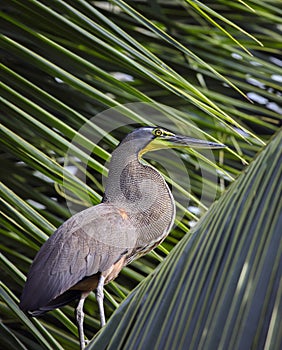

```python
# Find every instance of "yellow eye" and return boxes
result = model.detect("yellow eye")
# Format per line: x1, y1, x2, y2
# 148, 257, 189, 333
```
153, 128, 163, 137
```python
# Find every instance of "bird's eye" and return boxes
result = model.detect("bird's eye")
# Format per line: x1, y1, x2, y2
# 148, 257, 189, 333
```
153, 128, 163, 137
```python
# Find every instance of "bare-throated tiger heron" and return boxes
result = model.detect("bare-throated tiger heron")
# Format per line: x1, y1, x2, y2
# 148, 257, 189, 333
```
20, 126, 224, 349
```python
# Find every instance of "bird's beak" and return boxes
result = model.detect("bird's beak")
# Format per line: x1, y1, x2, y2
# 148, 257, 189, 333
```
139, 134, 225, 157
165, 135, 225, 149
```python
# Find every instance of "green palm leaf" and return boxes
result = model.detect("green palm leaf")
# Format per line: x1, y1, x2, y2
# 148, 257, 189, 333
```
88, 129, 282, 350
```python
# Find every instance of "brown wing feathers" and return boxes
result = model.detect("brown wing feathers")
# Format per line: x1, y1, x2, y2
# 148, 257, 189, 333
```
19, 204, 132, 315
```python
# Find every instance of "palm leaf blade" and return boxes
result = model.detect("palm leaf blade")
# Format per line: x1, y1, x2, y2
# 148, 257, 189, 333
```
89, 130, 282, 350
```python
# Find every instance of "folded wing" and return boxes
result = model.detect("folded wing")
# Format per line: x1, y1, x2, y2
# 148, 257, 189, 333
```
19, 203, 136, 314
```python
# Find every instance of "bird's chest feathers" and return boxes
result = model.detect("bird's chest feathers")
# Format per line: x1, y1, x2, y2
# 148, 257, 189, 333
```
107, 162, 175, 246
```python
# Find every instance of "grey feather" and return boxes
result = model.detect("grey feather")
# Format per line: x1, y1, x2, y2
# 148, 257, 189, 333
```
19, 204, 136, 312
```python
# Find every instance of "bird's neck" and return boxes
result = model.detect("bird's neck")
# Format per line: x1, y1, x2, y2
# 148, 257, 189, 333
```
103, 146, 176, 252
103, 148, 172, 211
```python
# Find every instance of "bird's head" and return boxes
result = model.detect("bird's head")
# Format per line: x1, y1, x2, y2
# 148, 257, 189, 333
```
120, 126, 225, 157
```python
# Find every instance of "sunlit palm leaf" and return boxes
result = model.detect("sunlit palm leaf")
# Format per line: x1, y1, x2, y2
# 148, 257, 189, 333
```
89, 130, 282, 350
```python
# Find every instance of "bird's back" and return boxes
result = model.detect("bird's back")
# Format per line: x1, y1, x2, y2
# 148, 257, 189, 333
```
19, 204, 137, 314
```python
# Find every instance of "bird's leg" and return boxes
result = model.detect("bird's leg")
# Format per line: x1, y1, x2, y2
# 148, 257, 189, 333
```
96, 275, 106, 327
76, 293, 87, 350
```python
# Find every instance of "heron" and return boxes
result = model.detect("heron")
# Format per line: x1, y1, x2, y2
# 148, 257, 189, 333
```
19, 126, 224, 349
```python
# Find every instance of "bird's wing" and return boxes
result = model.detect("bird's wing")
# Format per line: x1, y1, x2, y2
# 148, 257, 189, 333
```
20, 203, 136, 313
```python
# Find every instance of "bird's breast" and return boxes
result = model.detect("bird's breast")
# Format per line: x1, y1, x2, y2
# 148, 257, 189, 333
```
105, 159, 176, 260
